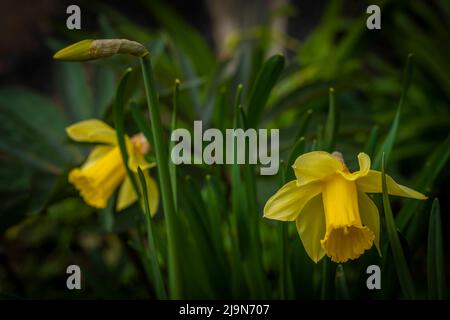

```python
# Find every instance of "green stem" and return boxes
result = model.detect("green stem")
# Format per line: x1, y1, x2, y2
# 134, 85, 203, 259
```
323, 87, 337, 152
137, 167, 167, 299
427, 198, 446, 300
169, 80, 180, 210
140, 55, 181, 299
278, 223, 288, 299
381, 153, 416, 299
335, 265, 349, 300
113, 68, 140, 195
320, 258, 329, 299
130, 102, 154, 149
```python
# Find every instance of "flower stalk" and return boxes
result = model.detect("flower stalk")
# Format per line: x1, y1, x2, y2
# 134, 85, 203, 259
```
381, 153, 416, 299
140, 55, 182, 299
138, 167, 167, 299
113, 68, 140, 195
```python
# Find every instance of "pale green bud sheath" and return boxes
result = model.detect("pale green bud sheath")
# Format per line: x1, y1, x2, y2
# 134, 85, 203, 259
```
53, 39, 149, 61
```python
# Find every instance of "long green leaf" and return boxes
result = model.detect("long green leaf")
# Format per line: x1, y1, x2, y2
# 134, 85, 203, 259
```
172, 47, 202, 117
169, 80, 180, 210
93, 67, 115, 117
130, 103, 154, 149
398, 134, 450, 230
137, 167, 167, 299
140, 55, 181, 298
181, 175, 227, 298
381, 153, 416, 299
335, 265, 350, 300
294, 109, 313, 141
140, 0, 215, 75
240, 105, 267, 298
230, 85, 266, 298
113, 68, 139, 194
320, 257, 335, 299
100, 198, 114, 232
374, 54, 414, 169
323, 87, 337, 152
427, 198, 446, 299
247, 54, 285, 128
363, 125, 379, 159
0, 88, 76, 173
231, 85, 250, 265
55, 62, 93, 121
285, 137, 306, 182
204, 175, 228, 270
278, 222, 288, 299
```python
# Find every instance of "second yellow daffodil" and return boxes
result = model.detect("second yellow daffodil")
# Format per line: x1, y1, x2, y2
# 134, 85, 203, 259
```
67, 119, 159, 215
264, 151, 426, 263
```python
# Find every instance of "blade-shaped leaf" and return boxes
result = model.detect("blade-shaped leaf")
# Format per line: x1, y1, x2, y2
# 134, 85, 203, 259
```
374, 54, 414, 169
169, 80, 180, 210
113, 68, 139, 194
323, 88, 338, 152
381, 153, 416, 299
137, 167, 167, 299
55, 62, 93, 121
335, 264, 350, 300
363, 125, 379, 159
247, 54, 285, 128
398, 134, 450, 230
427, 198, 446, 300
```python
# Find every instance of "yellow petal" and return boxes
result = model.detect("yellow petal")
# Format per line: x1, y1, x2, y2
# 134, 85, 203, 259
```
358, 192, 381, 254
116, 171, 159, 215
141, 171, 159, 216
292, 151, 344, 186
128, 147, 156, 173
356, 170, 427, 199
82, 145, 114, 169
295, 194, 326, 263
66, 119, 117, 145
116, 176, 138, 211
264, 181, 322, 221
338, 152, 371, 181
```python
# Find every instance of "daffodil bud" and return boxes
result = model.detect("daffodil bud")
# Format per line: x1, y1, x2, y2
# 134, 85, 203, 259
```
53, 39, 149, 61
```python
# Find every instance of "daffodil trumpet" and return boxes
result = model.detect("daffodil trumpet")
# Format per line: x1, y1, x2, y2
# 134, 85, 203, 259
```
264, 151, 426, 263
67, 119, 159, 215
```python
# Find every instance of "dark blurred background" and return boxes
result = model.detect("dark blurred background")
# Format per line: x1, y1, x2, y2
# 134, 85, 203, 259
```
0, 0, 334, 90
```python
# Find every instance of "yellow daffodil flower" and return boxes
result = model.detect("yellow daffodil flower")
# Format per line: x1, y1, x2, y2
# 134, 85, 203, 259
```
264, 151, 426, 263
67, 119, 159, 215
